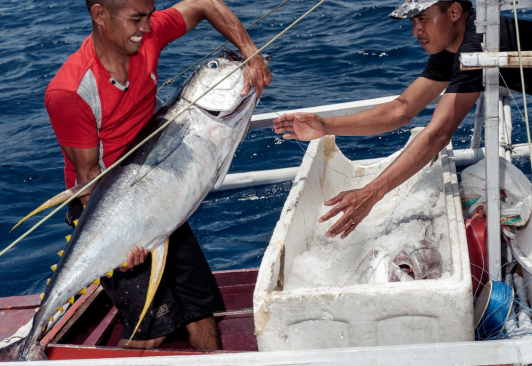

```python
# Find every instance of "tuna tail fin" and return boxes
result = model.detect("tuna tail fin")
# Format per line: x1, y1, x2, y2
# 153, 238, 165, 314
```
10, 179, 95, 232
0, 338, 25, 362
127, 238, 169, 344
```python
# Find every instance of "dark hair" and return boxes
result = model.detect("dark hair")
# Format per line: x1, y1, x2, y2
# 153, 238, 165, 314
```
86, 0, 129, 16
436, 1, 473, 16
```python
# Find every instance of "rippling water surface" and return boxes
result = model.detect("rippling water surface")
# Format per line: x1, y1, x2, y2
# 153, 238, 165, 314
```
1, 0, 531, 296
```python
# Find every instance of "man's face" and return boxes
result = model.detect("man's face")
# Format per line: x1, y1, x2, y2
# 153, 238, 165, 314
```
410, 5, 457, 54
103, 0, 155, 56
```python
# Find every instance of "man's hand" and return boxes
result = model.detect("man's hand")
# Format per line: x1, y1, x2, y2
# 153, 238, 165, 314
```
273, 113, 327, 141
173, 0, 271, 98
241, 56, 271, 98
117, 246, 149, 272
319, 187, 380, 239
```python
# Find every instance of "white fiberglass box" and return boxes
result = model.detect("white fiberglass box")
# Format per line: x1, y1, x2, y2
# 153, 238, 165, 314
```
254, 131, 474, 351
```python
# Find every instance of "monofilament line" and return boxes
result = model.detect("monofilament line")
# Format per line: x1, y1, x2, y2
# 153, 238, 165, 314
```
158, 0, 292, 92
0, 0, 328, 257
512, 0, 532, 173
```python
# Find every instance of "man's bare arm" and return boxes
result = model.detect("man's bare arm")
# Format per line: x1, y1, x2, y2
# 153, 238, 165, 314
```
61, 146, 100, 206
321, 91, 480, 238
273, 77, 448, 139
172, 0, 271, 97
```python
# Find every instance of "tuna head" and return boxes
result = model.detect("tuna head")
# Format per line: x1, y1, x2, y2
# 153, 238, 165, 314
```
182, 49, 271, 118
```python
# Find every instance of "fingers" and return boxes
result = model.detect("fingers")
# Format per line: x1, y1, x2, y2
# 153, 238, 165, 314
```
118, 246, 149, 272
241, 71, 251, 97
324, 192, 346, 207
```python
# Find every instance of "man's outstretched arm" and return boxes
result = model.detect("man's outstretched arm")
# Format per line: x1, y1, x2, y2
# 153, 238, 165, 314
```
172, 0, 271, 97
321, 91, 480, 239
273, 77, 448, 140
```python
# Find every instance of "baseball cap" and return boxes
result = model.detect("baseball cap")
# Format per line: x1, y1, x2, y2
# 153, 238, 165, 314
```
389, 0, 456, 20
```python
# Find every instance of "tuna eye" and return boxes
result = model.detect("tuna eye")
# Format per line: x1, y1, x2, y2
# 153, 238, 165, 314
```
208, 61, 218, 69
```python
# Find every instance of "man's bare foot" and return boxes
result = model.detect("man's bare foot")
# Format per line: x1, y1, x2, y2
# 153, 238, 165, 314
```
117, 335, 166, 349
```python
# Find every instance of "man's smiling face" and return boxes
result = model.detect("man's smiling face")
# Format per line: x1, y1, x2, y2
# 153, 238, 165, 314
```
103, 0, 156, 56
410, 5, 457, 54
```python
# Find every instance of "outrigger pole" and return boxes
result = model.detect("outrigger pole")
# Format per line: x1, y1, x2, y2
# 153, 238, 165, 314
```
463, 0, 532, 277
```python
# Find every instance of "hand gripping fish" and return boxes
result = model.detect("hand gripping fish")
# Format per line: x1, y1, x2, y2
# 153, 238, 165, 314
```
1, 49, 271, 361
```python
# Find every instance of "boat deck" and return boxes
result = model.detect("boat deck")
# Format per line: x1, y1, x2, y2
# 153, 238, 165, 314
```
0, 269, 257, 360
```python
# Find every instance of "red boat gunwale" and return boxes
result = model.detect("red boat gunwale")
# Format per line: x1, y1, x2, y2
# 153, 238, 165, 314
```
0, 268, 258, 360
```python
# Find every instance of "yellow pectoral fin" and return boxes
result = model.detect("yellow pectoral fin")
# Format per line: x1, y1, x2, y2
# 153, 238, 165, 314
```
10, 180, 95, 232
127, 239, 169, 344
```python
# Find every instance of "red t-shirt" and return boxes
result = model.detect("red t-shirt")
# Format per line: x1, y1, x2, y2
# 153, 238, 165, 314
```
45, 8, 187, 188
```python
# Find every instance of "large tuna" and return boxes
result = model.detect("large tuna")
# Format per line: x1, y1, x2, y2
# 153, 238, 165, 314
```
1, 49, 271, 361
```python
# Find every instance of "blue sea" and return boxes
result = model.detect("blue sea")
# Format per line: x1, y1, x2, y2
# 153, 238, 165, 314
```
1, 0, 531, 297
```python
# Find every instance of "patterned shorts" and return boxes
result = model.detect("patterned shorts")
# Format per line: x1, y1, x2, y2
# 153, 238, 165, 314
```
67, 199, 224, 341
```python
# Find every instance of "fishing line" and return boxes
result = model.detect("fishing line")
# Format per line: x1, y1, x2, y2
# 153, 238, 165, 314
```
509, 0, 532, 173
1, 0, 328, 257
158, 0, 292, 92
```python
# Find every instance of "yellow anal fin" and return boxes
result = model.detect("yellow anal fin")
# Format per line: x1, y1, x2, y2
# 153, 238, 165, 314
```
78, 288, 87, 295
104, 270, 113, 278
127, 239, 169, 344
67, 297, 75, 305
120, 261, 128, 268
10, 180, 95, 232
92, 278, 100, 285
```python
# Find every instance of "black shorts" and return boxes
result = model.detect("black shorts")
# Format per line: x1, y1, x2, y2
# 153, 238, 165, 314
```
66, 199, 224, 341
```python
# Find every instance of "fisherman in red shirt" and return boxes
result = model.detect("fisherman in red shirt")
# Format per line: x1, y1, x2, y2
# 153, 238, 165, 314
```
45, 0, 270, 350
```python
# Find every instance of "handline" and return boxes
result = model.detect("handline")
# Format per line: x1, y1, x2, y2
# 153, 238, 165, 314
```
1, 0, 328, 257
158, 0, 292, 92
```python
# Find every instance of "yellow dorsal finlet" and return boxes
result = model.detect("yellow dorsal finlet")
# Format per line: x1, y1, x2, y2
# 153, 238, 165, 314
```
46, 278, 50, 285
57, 250, 64, 257
50, 264, 57, 272
40, 293, 44, 301
73, 220, 79, 227
65, 235, 71, 243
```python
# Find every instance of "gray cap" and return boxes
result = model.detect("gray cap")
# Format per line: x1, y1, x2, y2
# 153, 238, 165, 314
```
389, 0, 454, 20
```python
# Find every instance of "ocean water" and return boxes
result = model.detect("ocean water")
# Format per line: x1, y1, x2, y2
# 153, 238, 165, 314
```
0, 0, 531, 296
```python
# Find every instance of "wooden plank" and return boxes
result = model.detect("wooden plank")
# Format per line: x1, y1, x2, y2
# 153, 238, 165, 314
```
14, 338, 532, 366
0, 308, 35, 340
82, 307, 119, 346
45, 344, 233, 361
43, 284, 102, 346
213, 268, 258, 287
0, 294, 40, 310
461, 51, 532, 70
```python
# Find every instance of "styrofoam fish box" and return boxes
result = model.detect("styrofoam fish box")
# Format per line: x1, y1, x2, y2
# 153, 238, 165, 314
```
254, 129, 474, 351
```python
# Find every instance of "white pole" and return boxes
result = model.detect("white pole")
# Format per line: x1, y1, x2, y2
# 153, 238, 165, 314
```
503, 97, 513, 162
482, 0, 501, 278
498, 97, 507, 159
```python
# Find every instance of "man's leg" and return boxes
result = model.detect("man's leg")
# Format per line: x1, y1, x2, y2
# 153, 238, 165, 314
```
186, 317, 221, 350
164, 222, 225, 350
